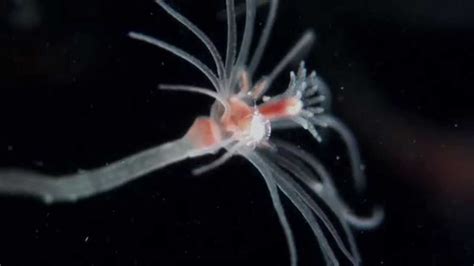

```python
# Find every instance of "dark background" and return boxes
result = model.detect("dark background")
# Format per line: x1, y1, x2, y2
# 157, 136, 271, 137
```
0, 0, 473, 265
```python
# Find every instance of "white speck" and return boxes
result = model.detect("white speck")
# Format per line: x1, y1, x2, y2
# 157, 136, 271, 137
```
454, 123, 458, 128
340, 86, 344, 90
84, 236, 89, 242
336, 155, 340, 160
7, 145, 13, 151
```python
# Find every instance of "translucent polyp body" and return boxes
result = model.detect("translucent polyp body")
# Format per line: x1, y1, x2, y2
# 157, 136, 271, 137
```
0, 1, 382, 265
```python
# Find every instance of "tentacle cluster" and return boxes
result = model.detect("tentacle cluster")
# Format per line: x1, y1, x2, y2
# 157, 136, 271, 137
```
266, 61, 331, 143
128, 1, 381, 265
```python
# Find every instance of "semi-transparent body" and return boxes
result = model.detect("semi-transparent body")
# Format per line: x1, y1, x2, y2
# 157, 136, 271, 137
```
0, 0, 382, 265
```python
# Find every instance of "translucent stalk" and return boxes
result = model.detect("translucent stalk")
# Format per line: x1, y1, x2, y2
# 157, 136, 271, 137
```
0, 136, 210, 204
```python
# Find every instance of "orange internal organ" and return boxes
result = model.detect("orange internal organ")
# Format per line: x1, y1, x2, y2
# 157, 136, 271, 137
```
185, 117, 222, 149
258, 97, 303, 121
220, 97, 254, 135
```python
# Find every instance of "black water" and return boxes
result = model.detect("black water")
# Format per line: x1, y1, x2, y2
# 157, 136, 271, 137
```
0, 0, 473, 265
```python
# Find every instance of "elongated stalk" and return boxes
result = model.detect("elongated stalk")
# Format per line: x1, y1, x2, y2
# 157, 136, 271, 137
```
0, 134, 211, 203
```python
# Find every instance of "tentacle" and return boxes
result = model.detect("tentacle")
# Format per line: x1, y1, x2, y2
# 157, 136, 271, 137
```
271, 141, 363, 262
128, 32, 221, 91
246, 152, 338, 266
248, 0, 279, 76
250, 151, 359, 265
252, 30, 316, 99
156, 0, 226, 83
247, 152, 298, 266
234, 0, 256, 69
229, 0, 257, 93
312, 114, 366, 191
158, 84, 230, 114
224, 0, 237, 78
